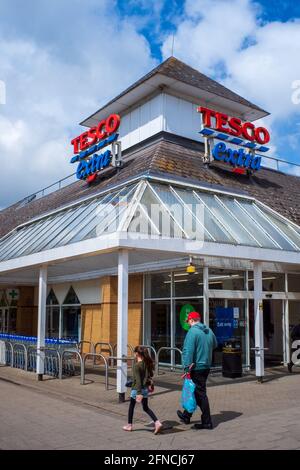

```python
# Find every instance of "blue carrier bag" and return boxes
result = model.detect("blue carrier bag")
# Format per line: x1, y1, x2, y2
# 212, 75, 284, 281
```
180, 377, 197, 414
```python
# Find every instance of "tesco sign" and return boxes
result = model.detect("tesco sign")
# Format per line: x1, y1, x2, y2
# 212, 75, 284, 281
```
198, 106, 271, 173
198, 106, 270, 145
71, 114, 120, 154
70, 114, 121, 182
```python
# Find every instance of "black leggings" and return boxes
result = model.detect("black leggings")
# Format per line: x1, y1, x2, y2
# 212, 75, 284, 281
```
128, 397, 158, 424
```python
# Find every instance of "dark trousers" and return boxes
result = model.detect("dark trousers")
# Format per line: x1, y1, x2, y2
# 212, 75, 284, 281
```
183, 369, 212, 425
128, 397, 158, 425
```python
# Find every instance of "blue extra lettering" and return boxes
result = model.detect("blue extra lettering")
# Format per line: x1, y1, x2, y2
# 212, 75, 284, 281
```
76, 150, 112, 180
212, 142, 226, 161
212, 142, 261, 172
251, 156, 261, 170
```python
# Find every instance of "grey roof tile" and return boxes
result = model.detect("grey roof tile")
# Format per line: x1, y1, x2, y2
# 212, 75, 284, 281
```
1, 134, 299, 238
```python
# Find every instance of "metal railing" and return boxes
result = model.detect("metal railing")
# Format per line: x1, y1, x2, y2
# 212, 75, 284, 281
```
10, 149, 300, 212
261, 154, 300, 175
15, 172, 77, 207
156, 347, 183, 375
82, 353, 109, 390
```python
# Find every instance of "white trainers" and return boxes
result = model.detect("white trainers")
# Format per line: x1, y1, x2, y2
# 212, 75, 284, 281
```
123, 424, 133, 432
154, 420, 163, 435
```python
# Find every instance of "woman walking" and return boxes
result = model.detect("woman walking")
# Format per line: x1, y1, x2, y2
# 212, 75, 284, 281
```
123, 346, 162, 434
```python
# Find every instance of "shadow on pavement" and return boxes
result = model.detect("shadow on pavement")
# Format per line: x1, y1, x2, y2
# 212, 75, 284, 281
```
210, 410, 243, 428
139, 412, 243, 434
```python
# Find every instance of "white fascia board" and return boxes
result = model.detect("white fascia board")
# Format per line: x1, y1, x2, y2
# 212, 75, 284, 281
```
0, 236, 120, 274
48, 257, 189, 283
0, 277, 37, 285
117, 235, 300, 265
1, 232, 300, 275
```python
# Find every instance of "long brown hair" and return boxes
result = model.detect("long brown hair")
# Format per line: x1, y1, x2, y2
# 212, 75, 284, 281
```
134, 346, 154, 375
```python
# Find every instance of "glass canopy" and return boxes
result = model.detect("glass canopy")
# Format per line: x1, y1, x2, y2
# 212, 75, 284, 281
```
1, 178, 300, 262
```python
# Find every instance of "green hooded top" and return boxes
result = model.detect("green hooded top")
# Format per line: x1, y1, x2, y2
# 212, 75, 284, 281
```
131, 360, 152, 393
182, 322, 218, 372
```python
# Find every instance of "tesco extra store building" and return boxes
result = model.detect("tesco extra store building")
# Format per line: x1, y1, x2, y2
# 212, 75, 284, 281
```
1, 57, 300, 395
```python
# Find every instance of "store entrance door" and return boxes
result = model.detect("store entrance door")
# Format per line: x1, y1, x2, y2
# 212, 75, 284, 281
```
209, 299, 247, 368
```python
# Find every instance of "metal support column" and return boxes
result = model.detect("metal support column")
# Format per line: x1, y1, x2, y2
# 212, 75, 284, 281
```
253, 262, 264, 382
170, 272, 175, 370
203, 266, 209, 326
58, 305, 63, 340
245, 271, 250, 369
37, 265, 47, 380
117, 250, 129, 402
284, 274, 290, 365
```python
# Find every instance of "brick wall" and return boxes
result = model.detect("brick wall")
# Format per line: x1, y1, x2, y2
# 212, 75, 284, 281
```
13, 274, 143, 348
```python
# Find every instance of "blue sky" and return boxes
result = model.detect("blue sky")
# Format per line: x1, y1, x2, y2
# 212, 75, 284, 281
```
1, 0, 300, 208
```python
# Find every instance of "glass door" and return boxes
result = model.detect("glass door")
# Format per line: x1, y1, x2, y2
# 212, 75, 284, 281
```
209, 299, 247, 368
148, 300, 171, 364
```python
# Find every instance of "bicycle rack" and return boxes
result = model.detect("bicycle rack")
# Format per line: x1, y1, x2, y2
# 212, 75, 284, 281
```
59, 349, 84, 383
77, 341, 95, 355
82, 353, 109, 390
94, 342, 114, 366
156, 347, 183, 375
112, 343, 134, 358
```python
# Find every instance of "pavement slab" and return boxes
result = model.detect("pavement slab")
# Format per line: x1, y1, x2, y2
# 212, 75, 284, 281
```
0, 365, 300, 449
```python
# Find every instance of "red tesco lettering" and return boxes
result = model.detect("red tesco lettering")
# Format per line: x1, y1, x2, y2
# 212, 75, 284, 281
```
197, 106, 270, 145
71, 114, 121, 154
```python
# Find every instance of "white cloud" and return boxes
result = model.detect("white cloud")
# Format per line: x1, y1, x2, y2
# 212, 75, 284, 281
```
162, 0, 300, 165
0, 0, 156, 208
163, 0, 258, 77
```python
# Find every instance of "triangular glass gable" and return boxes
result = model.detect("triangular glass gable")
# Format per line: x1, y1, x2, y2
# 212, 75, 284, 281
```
63, 286, 80, 305
126, 181, 300, 251
46, 288, 59, 305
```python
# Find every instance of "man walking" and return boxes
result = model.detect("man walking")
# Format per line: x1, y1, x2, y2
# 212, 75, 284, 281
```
177, 311, 217, 430
288, 322, 300, 373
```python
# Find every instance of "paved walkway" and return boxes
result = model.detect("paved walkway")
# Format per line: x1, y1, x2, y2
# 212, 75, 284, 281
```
0, 365, 300, 449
